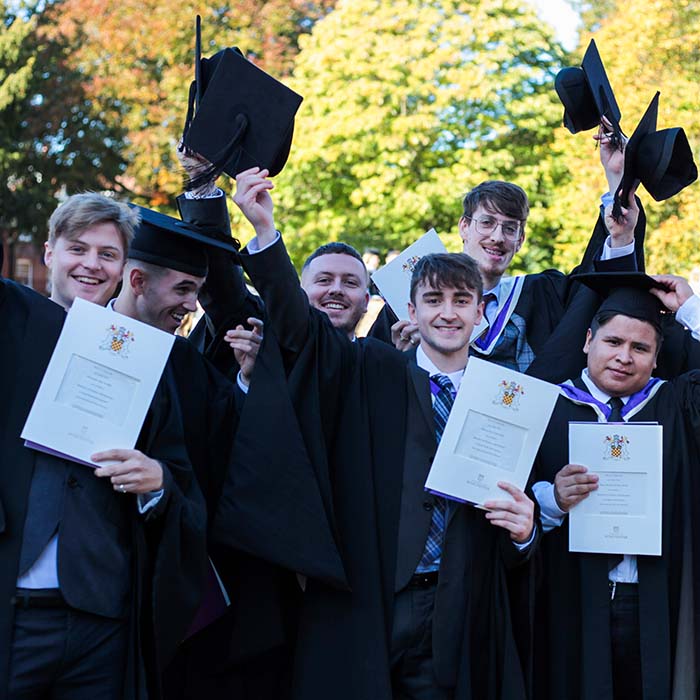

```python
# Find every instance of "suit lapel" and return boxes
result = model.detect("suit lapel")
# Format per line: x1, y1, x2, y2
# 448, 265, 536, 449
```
407, 359, 434, 439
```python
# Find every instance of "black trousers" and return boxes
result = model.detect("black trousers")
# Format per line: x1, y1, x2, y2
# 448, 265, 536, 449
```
8, 605, 128, 700
610, 584, 643, 700
390, 583, 453, 700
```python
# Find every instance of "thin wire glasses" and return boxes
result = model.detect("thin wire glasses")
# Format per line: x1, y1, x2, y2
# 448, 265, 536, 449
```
465, 215, 522, 241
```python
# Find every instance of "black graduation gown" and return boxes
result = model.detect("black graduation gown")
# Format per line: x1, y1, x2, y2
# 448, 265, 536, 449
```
368, 207, 645, 373
165, 195, 297, 700
214, 235, 538, 700
0, 278, 207, 700
161, 338, 302, 700
532, 376, 700, 700
525, 283, 700, 383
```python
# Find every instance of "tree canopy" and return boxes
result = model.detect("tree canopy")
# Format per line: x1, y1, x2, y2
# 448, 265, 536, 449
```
1, 0, 699, 283
0, 2, 126, 270
267, 0, 570, 270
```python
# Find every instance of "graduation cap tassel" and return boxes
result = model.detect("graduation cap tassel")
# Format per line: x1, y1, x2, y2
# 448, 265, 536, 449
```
180, 80, 198, 155
183, 113, 250, 192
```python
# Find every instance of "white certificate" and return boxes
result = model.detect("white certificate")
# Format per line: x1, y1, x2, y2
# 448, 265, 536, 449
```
21, 297, 175, 467
568, 422, 663, 556
425, 357, 559, 505
370, 229, 447, 320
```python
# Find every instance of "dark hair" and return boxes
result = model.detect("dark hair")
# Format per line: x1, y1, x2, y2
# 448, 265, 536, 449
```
461, 181, 529, 231
302, 242, 366, 271
410, 253, 483, 304
590, 310, 663, 355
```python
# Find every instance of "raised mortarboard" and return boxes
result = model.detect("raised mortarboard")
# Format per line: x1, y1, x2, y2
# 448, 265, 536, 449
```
555, 39, 623, 148
613, 91, 698, 220
128, 206, 240, 278
572, 271, 668, 332
180, 16, 303, 190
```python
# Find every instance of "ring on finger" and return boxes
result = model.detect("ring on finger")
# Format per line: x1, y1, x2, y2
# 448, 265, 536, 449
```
118, 484, 126, 493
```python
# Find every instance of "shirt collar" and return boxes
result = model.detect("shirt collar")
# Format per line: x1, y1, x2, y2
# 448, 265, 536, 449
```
580, 368, 630, 405
416, 344, 465, 392
484, 280, 502, 301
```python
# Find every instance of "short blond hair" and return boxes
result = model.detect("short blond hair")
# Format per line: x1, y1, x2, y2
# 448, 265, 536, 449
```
48, 193, 140, 253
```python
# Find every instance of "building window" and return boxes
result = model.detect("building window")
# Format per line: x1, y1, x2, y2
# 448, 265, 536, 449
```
15, 258, 33, 287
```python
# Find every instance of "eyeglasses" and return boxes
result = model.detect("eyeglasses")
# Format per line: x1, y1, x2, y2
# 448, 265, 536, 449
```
466, 215, 522, 241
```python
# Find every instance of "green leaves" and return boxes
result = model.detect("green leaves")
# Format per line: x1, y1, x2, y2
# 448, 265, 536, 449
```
269, 0, 568, 269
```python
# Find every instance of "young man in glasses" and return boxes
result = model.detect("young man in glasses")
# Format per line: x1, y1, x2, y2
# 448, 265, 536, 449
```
371, 135, 641, 377
455, 180, 635, 373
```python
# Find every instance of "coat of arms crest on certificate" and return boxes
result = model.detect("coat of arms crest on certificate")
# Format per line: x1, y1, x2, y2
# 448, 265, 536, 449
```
603, 434, 630, 460
493, 380, 524, 410
402, 255, 422, 276
100, 324, 135, 358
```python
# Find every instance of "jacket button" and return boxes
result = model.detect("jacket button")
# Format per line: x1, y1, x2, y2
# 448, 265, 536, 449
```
422, 501, 433, 511
67, 476, 79, 488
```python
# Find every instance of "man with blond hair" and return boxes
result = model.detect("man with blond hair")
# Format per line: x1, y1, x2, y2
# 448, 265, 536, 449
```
43, 192, 139, 310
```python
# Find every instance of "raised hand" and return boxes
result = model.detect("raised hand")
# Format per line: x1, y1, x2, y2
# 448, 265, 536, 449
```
232, 167, 276, 243
225, 317, 264, 386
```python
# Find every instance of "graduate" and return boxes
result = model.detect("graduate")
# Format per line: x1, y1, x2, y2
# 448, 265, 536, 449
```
531, 271, 700, 699
0, 238, 207, 700
214, 167, 540, 700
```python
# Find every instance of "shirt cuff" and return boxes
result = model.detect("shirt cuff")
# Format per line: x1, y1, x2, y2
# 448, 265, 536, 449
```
601, 191, 614, 208
513, 525, 536, 551
676, 294, 700, 341
532, 481, 566, 533
237, 369, 250, 394
246, 231, 281, 254
137, 489, 164, 513
601, 236, 635, 260
183, 187, 224, 200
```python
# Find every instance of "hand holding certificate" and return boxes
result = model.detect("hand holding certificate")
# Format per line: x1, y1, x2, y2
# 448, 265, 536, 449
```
425, 358, 559, 506
568, 422, 663, 556
21, 298, 175, 468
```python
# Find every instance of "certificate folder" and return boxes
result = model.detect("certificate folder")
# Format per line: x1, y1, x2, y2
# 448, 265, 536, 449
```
22, 298, 175, 467
370, 229, 447, 321
568, 422, 663, 556
425, 358, 559, 506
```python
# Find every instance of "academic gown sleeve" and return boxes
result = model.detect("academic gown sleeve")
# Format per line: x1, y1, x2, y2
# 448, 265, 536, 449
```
133, 375, 208, 676
176, 192, 265, 377
211, 235, 349, 588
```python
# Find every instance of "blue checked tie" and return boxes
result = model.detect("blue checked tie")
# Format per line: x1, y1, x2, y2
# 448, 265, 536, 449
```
417, 374, 455, 571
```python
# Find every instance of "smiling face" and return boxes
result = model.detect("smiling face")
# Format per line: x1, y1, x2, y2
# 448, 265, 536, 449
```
44, 222, 126, 309
135, 267, 205, 334
301, 253, 370, 337
584, 314, 659, 397
458, 204, 524, 290
408, 281, 483, 369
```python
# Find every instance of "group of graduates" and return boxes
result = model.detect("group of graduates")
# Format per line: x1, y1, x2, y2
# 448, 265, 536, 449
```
3, 30, 700, 700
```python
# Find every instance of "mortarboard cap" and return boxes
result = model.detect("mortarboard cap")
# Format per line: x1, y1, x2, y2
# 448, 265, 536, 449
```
128, 206, 240, 278
614, 91, 697, 219
555, 39, 622, 144
181, 17, 303, 190
571, 271, 667, 332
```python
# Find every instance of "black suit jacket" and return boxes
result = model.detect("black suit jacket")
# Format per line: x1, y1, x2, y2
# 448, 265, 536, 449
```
0, 279, 207, 700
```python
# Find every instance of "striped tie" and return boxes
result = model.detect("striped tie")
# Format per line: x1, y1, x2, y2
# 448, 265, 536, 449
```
417, 374, 455, 571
